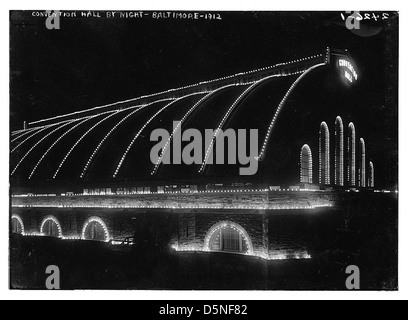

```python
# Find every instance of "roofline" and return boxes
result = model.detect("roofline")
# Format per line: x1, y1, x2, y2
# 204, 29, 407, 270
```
19, 48, 333, 130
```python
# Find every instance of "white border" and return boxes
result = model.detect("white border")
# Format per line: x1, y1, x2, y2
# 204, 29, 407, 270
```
1, 0, 404, 300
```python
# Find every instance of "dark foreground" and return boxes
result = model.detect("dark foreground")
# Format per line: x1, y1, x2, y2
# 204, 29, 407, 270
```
10, 234, 397, 291
10, 193, 398, 290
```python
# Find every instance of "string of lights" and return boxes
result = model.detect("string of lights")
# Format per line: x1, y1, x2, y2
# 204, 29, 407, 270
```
28, 114, 110, 180
199, 73, 287, 173
53, 111, 122, 179
81, 217, 110, 242
11, 119, 82, 176
151, 84, 240, 176
11, 215, 25, 235
300, 145, 313, 184
11, 126, 43, 144
12, 204, 333, 210
348, 123, 356, 186
40, 215, 63, 238
203, 221, 254, 255
360, 138, 366, 187
79, 100, 174, 179
319, 122, 330, 185
25, 54, 324, 128
369, 161, 375, 188
335, 116, 344, 186
113, 94, 206, 178
258, 63, 327, 161
12, 125, 61, 154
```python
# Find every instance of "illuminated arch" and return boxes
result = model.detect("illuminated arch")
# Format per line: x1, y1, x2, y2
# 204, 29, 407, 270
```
113, 94, 204, 178
369, 161, 375, 188
40, 215, 63, 238
319, 122, 330, 185
359, 138, 366, 187
348, 123, 356, 186
335, 116, 344, 186
11, 215, 25, 235
81, 217, 110, 242
203, 221, 254, 255
151, 85, 236, 176
300, 144, 313, 184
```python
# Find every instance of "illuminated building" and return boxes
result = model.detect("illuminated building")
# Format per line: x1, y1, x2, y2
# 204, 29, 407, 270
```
10, 48, 379, 260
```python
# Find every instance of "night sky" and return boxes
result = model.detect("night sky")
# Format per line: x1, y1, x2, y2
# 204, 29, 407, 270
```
9, 11, 398, 188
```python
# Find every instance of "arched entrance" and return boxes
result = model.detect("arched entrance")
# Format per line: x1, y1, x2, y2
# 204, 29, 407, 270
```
204, 221, 254, 255
40, 216, 62, 238
11, 215, 24, 235
82, 217, 110, 242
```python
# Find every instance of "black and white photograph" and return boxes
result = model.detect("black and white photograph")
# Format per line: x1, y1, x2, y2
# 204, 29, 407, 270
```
9, 9, 398, 292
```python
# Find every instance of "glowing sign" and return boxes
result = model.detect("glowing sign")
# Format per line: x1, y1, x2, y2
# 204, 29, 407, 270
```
338, 59, 358, 83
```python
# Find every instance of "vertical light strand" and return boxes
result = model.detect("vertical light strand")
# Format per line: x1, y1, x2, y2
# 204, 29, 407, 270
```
300, 145, 313, 184
369, 161, 375, 188
360, 138, 366, 187
335, 116, 344, 186
348, 123, 356, 186
319, 122, 330, 185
